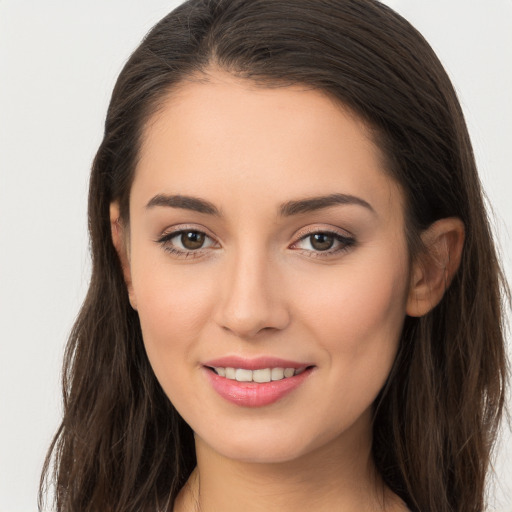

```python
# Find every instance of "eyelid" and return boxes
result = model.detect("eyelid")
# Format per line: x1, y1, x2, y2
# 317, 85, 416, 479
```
155, 223, 355, 259
157, 223, 218, 240
289, 225, 356, 257
155, 224, 220, 257
292, 224, 354, 240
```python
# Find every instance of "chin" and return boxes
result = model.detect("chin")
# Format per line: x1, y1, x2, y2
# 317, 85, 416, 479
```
195, 421, 340, 465
215, 440, 309, 464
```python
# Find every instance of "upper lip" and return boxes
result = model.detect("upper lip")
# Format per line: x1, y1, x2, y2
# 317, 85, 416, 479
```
203, 356, 314, 371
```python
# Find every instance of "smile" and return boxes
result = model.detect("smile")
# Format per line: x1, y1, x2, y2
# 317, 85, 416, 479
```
210, 366, 307, 383
203, 358, 315, 407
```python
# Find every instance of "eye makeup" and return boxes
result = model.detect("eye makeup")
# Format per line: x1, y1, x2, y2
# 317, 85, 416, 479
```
290, 229, 356, 258
289, 226, 356, 258
155, 226, 219, 259
155, 223, 356, 260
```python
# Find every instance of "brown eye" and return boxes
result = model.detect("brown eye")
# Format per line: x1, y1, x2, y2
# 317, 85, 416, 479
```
309, 233, 334, 251
291, 230, 356, 256
181, 231, 205, 250
157, 228, 217, 257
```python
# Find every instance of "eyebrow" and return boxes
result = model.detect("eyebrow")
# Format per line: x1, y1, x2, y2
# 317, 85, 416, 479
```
279, 193, 375, 216
146, 194, 221, 215
145, 192, 375, 217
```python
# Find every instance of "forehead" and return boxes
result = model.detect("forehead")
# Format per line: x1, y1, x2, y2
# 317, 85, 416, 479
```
133, 71, 404, 223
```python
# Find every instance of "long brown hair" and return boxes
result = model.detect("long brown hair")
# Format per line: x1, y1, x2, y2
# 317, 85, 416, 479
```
40, 1, 508, 511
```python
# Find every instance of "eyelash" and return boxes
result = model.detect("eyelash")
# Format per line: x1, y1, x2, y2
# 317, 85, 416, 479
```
290, 229, 356, 257
156, 227, 356, 259
156, 227, 218, 259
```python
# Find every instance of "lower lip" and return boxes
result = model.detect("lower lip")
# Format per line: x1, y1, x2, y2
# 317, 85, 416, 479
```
203, 367, 313, 407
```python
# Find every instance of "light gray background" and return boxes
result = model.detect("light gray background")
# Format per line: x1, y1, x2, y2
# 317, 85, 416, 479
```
0, 1, 511, 511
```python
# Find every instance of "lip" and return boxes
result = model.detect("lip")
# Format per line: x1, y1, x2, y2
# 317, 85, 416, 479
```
202, 356, 315, 408
203, 356, 313, 371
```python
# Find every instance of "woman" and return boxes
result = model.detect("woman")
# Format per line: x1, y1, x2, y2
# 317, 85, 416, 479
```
40, 1, 508, 511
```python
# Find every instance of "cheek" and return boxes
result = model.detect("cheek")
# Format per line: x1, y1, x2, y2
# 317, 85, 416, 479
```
287, 261, 409, 443
296, 252, 409, 385
129, 251, 216, 378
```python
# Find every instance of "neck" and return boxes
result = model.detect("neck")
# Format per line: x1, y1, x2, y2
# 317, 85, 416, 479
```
174, 412, 405, 512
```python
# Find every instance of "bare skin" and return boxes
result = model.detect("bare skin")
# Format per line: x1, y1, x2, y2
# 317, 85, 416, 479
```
111, 69, 463, 512
174, 412, 407, 512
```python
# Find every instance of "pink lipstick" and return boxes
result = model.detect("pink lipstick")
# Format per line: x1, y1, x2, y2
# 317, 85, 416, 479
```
202, 356, 315, 407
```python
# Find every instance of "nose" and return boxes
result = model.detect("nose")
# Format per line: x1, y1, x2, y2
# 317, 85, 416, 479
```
214, 250, 290, 339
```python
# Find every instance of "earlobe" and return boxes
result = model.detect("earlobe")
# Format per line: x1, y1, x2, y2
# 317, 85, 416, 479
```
109, 202, 137, 310
406, 217, 464, 317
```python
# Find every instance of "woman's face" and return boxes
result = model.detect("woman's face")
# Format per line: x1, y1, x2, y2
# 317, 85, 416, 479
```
119, 71, 411, 463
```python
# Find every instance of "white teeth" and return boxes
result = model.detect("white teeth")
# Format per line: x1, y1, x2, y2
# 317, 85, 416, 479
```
213, 366, 304, 382
235, 368, 253, 382
271, 367, 284, 381
253, 368, 271, 383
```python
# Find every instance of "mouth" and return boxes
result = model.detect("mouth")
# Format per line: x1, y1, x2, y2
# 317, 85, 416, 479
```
205, 366, 311, 383
202, 358, 316, 407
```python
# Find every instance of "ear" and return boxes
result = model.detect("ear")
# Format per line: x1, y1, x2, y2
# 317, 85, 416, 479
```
110, 202, 137, 310
406, 217, 464, 317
